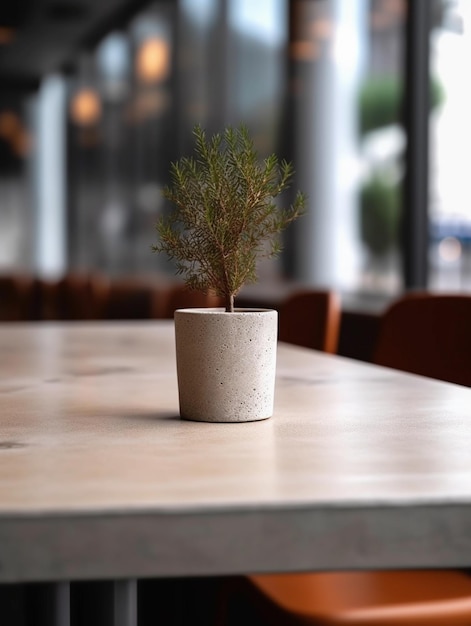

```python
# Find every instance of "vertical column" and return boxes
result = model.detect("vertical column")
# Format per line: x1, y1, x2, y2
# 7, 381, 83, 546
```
24, 582, 70, 626
32, 74, 68, 279
211, 0, 230, 131
70, 580, 137, 626
295, 0, 367, 288
402, 0, 431, 288
114, 580, 137, 626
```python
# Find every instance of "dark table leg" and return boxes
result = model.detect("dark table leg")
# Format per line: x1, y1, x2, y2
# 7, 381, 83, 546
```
70, 580, 137, 626
114, 580, 137, 626
138, 577, 235, 626
0, 583, 26, 624
1, 577, 241, 625
24, 582, 70, 626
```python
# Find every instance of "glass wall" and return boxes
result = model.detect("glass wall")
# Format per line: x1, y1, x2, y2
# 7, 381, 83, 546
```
3, 0, 469, 299
0, 96, 33, 272
429, 0, 471, 290
66, 3, 176, 276
65, 0, 289, 281
62, 0, 409, 292
287, 0, 406, 294
355, 0, 406, 293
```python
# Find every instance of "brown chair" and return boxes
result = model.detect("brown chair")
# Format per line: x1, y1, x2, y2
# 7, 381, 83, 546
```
55, 273, 110, 320
102, 278, 157, 320
373, 292, 471, 387
160, 283, 224, 319
279, 290, 341, 354
36, 278, 59, 320
0, 274, 35, 321
36, 274, 110, 320
246, 293, 471, 625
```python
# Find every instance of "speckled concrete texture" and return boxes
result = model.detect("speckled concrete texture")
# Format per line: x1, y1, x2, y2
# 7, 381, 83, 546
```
174, 308, 278, 422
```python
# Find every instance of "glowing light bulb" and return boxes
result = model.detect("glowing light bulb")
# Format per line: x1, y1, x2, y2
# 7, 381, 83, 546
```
136, 37, 170, 84
69, 88, 102, 126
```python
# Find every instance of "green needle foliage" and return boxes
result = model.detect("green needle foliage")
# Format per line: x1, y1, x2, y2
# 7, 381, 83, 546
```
152, 124, 305, 313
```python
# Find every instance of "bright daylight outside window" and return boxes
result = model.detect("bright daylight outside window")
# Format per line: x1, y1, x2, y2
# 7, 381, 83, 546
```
286, 0, 405, 294
355, 0, 406, 294
429, 0, 471, 291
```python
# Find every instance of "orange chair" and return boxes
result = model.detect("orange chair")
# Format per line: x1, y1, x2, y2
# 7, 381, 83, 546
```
279, 290, 341, 354
248, 570, 471, 625
246, 293, 471, 625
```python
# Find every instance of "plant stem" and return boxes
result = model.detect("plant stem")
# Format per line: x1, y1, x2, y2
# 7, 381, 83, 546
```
225, 293, 234, 313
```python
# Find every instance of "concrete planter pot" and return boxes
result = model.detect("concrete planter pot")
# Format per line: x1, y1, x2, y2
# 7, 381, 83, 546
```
174, 308, 278, 422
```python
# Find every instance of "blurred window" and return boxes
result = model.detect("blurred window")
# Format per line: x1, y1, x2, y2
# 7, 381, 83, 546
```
66, 0, 289, 280
0, 103, 33, 272
7, 0, 471, 300
289, 0, 406, 294
429, 0, 471, 291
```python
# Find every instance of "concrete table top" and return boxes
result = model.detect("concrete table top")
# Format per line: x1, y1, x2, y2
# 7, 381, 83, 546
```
0, 321, 471, 583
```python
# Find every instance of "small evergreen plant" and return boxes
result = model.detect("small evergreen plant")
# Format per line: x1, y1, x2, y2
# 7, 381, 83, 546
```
152, 124, 305, 312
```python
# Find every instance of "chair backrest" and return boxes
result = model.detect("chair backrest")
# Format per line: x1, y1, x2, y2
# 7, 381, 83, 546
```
279, 290, 341, 354
373, 292, 471, 386
0, 275, 35, 321
35, 274, 110, 320
160, 283, 224, 319
102, 278, 156, 320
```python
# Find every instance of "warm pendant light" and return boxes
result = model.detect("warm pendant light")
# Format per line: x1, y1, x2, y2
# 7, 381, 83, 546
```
135, 37, 170, 84
69, 88, 101, 126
